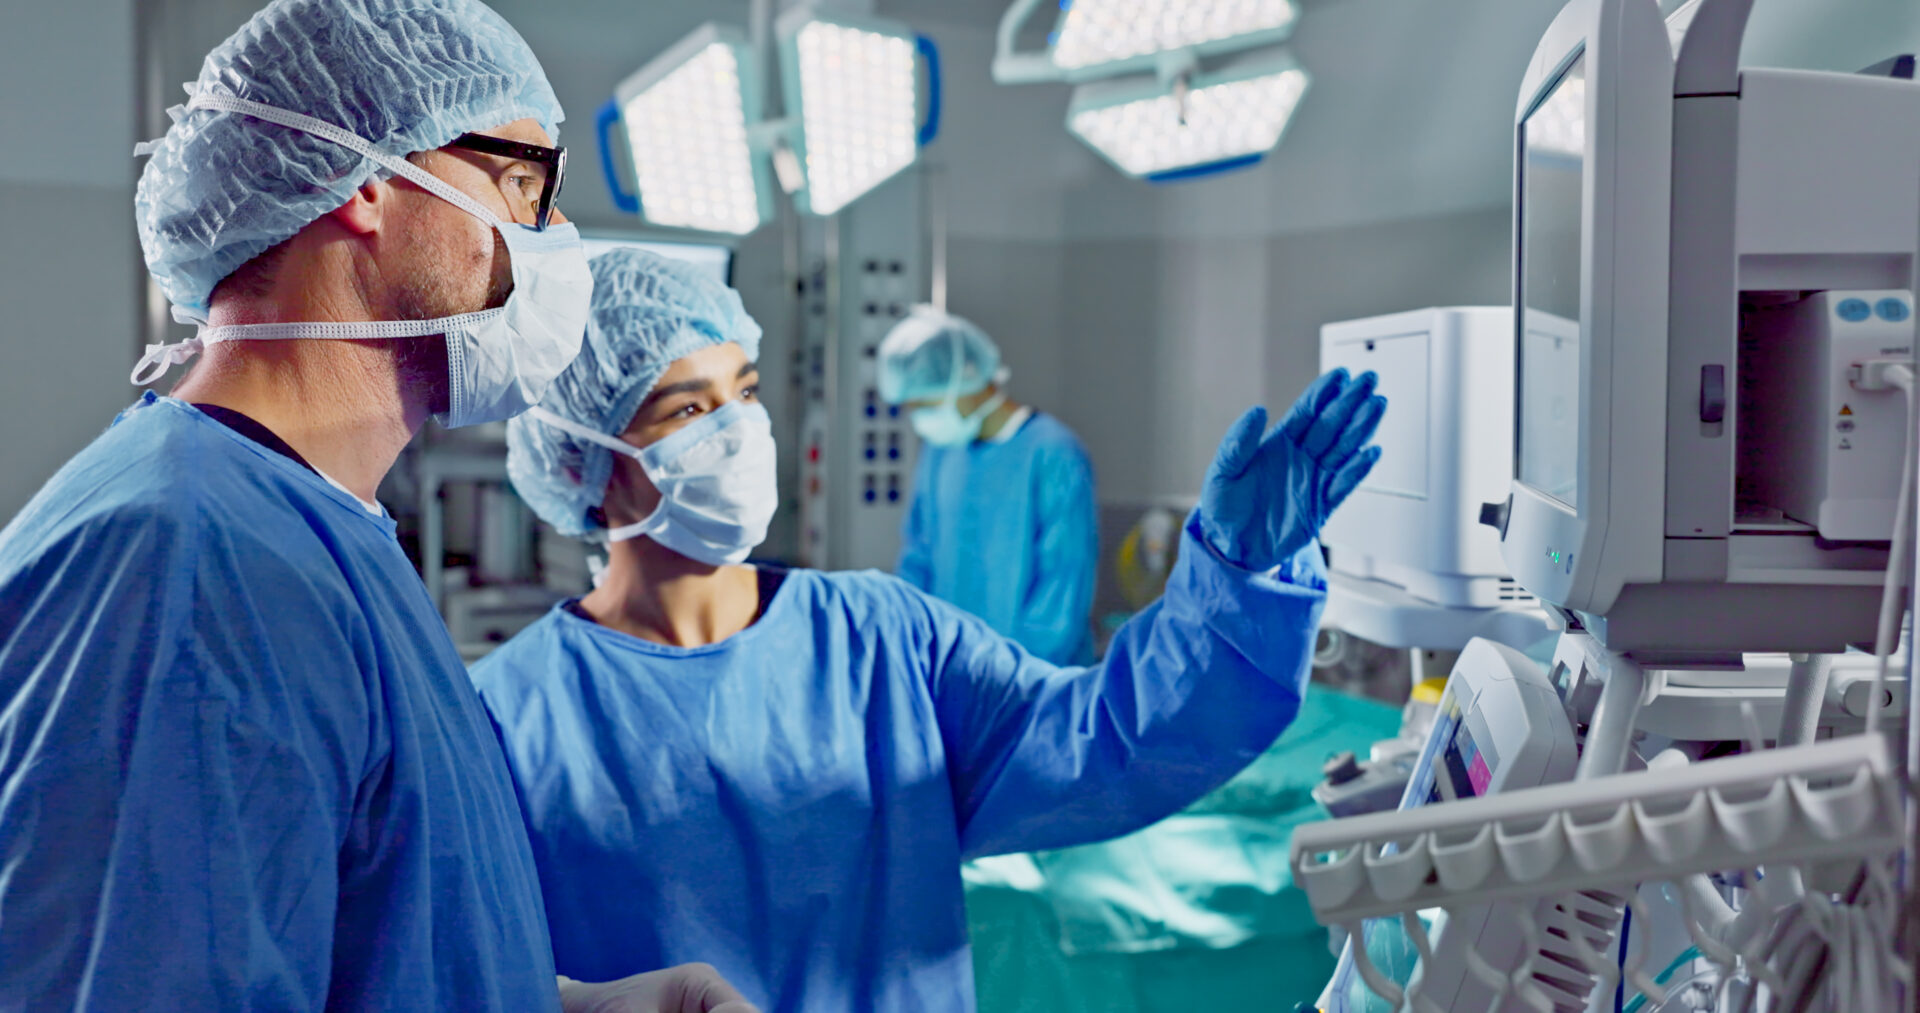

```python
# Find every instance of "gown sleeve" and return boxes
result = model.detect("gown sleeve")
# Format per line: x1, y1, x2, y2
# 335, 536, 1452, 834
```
920, 509, 1329, 860
1010, 436, 1098, 665
0, 506, 367, 1010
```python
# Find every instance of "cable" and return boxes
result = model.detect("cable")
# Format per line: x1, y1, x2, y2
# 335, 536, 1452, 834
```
1615, 905, 1630, 1013
1620, 945, 1701, 1013
1777, 653, 1834, 747
1864, 361, 1915, 737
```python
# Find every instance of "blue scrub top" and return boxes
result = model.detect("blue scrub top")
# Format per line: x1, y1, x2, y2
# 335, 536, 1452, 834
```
899, 411, 1098, 665
0, 394, 559, 1011
471, 515, 1327, 1013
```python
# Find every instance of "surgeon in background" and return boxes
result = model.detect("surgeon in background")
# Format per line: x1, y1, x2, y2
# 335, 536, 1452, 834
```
0, 1, 749, 1009
878, 308, 1099, 664
474, 248, 1387, 1013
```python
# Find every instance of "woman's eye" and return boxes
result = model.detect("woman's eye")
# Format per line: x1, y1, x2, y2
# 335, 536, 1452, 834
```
740, 385, 760, 401
669, 403, 701, 420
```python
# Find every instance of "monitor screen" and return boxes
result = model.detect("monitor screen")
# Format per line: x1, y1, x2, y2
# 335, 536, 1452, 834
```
580, 235, 734, 287
1516, 53, 1586, 508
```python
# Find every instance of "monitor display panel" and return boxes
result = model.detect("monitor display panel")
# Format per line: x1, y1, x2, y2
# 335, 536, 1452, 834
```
1516, 53, 1586, 509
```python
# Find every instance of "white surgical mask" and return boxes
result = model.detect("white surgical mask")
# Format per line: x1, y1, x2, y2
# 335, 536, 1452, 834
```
529, 400, 778, 567
131, 95, 591, 429
910, 395, 1004, 447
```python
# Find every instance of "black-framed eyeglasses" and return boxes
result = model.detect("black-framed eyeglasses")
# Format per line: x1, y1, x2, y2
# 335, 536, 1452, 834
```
447, 132, 567, 230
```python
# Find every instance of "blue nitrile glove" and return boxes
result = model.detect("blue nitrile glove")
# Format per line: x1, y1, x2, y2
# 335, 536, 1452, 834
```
1199, 368, 1387, 571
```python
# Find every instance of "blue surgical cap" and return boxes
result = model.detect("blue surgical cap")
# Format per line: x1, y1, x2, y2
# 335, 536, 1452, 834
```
134, 0, 563, 319
507, 248, 764, 537
875, 307, 1003, 405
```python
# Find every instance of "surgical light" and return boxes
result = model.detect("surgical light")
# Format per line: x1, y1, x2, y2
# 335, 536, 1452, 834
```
1065, 51, 1309, 180
777, 6, 931, 217
600, 24, 773, 235
1051, 0, 1301, 74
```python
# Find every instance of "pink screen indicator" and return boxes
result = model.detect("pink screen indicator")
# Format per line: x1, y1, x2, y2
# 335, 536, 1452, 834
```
1467, 752, 1493, 796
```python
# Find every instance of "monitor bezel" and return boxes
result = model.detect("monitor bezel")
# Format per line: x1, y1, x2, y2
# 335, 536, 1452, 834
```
1499, 0, 1674, 616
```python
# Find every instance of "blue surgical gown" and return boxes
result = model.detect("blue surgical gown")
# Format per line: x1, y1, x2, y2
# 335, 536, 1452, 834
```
0, 394, 559, 1011
470, 514, 1327, 1013
899, 411, 1097, 665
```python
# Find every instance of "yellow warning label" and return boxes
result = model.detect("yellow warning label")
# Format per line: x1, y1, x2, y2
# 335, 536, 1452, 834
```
1841, 404, 1855, 416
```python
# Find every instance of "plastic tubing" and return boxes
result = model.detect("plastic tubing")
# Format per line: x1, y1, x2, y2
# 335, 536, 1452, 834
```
1777, 654, 1834, 747
1576, 654, 1647, 780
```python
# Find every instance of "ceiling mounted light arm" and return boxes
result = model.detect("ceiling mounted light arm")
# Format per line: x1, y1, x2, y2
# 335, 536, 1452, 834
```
749, 119, 805, 195
1154, 47, 1200, 88
992, 0, 1059, 84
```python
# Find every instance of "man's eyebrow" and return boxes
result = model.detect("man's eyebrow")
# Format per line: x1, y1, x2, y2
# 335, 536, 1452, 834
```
738, 362, 759, 379
638, 377, 713, 412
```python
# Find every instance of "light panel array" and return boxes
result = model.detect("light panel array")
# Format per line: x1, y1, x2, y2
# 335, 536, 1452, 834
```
621, 37, 767, 235
1067, 63, 1309, 178
786, 17, 921, 216
1052, 0, 1299, 73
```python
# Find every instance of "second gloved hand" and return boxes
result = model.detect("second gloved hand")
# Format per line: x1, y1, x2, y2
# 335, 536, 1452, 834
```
1198, 368, 1387, 571
558, 965, 761, 1013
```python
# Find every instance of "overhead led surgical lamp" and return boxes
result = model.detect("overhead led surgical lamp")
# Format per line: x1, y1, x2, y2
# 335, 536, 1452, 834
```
598, 24, 774, 236
598, 8, 940, 235
993, 0, 1300, 83
1065, 48, 1309, 181
776, 6, 939, 216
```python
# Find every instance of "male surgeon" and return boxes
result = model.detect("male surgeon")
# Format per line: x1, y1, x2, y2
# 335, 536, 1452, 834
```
0, 1, 749, 1010
877, 308, 1099, 664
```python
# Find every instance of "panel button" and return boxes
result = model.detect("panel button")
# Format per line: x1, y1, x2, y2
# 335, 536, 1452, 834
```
1876, 297, 1911, 323
1837, 298, 1872, 322
1699, 364, 1726, 424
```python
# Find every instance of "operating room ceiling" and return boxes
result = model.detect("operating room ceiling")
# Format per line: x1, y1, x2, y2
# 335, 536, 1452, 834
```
873, 0, 1920, 241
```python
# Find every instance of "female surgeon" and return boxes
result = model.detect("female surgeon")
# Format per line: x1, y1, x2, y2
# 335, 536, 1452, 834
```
471, 247, 1386, 1013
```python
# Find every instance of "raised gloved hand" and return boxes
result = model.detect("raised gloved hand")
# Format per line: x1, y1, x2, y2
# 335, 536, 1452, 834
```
1198, 368, 1386, 571
558, 965, 761, 1013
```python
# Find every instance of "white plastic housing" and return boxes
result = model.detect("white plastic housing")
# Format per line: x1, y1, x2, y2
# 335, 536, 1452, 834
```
1741, 291, 1916, 541
1321, 637, 1579, 1012
1321, 307, 1523, 609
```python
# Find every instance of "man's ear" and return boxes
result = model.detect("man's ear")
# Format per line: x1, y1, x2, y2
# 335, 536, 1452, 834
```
324, 175, 389, 235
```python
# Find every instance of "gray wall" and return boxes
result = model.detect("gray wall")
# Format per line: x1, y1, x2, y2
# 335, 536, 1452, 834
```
0, 0, 139, 523
1051, 207, 1514, 506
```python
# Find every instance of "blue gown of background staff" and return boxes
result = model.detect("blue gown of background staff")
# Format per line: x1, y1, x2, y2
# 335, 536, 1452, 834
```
471, 513, 1326, 1013
898, 411, 1098, 665
0, 395, 560, 1011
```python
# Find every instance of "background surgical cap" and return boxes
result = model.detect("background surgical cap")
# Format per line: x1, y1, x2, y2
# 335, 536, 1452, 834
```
507, 248, 765, 537
875, 307, 1003, 405
134, 0, 563, 318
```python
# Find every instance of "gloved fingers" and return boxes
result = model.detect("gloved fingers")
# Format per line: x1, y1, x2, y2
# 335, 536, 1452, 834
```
1318, 393, 1388, 474
670, 963, 752, 1013
1299, 370, 1379, 460
1278, 368, 1349, 444
711, 1004, 761, 1013
1324, 445, 1384, 512
1211, 404, 1270, 483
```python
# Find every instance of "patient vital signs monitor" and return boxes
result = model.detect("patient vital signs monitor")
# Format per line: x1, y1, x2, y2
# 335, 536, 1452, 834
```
1490, 0, 1920, 662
